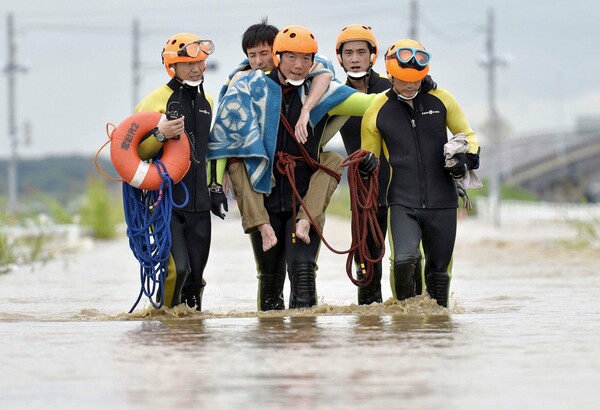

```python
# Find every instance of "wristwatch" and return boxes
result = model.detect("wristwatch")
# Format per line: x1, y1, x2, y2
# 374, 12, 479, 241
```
154, 128, 166, 143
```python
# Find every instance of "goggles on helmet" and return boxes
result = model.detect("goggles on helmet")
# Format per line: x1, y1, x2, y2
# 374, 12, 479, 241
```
386, 47, 431, 70
164, 39, 215, 59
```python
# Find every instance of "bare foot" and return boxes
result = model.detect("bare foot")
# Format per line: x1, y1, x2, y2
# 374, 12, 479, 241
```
295, 219, 311, 244
258, 223, 277, 252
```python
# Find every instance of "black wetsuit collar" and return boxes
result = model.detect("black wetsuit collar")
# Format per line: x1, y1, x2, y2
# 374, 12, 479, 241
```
168, 77, 202, 98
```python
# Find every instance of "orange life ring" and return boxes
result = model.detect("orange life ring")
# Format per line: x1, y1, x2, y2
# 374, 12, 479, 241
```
109, 112, 191, 191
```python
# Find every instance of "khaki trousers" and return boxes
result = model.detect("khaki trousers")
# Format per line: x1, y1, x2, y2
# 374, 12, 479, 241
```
227, 151, 343, 233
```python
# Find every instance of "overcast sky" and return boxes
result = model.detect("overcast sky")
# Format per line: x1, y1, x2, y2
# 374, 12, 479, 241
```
1, 0, 598, 159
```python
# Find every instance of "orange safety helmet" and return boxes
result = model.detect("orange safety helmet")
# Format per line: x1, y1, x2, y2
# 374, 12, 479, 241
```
335, 24, 378, 66
272, 25, 318, 67
385, 39, 430, 82
161, 33, 215, 77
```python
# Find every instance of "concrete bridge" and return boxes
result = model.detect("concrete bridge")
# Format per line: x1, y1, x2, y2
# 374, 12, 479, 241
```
478, 130, 600, 202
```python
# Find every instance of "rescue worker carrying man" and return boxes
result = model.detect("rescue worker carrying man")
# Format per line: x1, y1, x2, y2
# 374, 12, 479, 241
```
208, 25, 378, 309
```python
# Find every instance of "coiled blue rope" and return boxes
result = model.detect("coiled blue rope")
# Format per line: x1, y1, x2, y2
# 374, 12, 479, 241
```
122, 159, 188, 313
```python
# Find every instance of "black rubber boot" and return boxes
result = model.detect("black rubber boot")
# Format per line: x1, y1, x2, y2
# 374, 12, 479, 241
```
392, 259, 418, 301
425, 272, 450, 307
289, 263, 316, 309
357, 264, 383, 305
414, 257, 423, 296
182, 279, 206, 311
258, 273, 285, 311
160, 263, 191, 308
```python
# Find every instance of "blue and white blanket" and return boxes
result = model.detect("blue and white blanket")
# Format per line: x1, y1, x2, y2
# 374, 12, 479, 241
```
217, 54, 336, 102
218, 58, 251, 102
208, 59, 354, 194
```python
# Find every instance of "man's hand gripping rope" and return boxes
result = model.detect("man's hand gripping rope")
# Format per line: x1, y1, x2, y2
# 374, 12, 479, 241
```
341, 150, 385, 288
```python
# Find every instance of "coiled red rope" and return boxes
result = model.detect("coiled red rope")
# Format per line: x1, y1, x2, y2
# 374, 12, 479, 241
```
341, 150, 385, 287
277, 110, 384, 288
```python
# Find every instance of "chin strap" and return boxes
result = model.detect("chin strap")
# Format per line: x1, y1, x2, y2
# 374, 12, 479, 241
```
285, 78, 305, 86
346, 70, 369, 80
277, 67, 305, 87
346, 67, 372, 80
394, 86, 419, 101
182, 78, 203, 87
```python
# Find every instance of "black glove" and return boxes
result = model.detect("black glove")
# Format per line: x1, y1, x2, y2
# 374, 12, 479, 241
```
445, 153, 479, 179
358, 152, 379, 177
209, 183, 228, 219
445, 153, 468, 179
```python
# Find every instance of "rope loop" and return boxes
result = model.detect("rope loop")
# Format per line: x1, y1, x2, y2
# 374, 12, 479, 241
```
276, 101, 384, 288
93, 122, 123, 183
274, 119, 384, 287
123, 158, 188, 313
343, 150, 385, 287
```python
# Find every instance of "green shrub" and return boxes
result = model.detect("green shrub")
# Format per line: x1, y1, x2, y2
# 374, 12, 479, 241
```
0, 231, 17, 273
33, 194, 75, 224
79, 177, 123, 239
467, 178, 539, 201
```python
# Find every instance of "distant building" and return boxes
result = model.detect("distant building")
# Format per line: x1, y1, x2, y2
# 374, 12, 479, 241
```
576, 115, 600, 134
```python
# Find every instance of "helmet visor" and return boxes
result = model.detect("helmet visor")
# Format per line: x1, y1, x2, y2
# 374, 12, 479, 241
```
387, 47, 431, 69
180, 39, 215, 58
164, 39, 215, 59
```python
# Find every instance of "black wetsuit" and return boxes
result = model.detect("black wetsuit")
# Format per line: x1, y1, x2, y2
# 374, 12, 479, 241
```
361, 78, 480, 306
136, 77, 214, 310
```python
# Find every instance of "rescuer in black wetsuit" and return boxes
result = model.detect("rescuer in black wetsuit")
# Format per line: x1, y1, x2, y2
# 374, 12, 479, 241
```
335, 24, 391, 305
135, 32, 227, 310
361, 39, 480, 307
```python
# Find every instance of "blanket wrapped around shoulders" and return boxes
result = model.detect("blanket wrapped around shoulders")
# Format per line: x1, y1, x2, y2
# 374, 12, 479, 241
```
208, 64, 355, 194
218, 54, 336, 102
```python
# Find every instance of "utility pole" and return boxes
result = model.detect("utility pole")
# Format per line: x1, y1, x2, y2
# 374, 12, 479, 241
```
409, 0, 419, 39
132, 18, 141, 110
479, 8, 508, 227
4, 13, 27, 214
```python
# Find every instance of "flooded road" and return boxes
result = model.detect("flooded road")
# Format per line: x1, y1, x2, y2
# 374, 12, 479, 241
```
1, 213, 599, 409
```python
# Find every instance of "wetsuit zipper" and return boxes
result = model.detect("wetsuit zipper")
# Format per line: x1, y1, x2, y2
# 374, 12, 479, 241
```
190, 97, 197, 210
409, 110, 428, 208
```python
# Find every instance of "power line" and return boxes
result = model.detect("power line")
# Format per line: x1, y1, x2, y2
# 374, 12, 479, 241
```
18, 22, 128, 35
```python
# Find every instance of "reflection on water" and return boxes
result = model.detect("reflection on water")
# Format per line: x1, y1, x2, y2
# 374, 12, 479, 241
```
2, 292, 600, 409
253, 316, 320, 346
108, 307, 461, 409
2, 217, 600, 409
128, 319, 209, 347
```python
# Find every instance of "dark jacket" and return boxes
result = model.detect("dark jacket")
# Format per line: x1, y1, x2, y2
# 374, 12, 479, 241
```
361, 79, 479, 209
136, 77, 213, 212
340, 69, 391, 207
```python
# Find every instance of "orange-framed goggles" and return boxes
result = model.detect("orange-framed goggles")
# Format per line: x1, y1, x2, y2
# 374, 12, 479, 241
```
166, 39, 215, 59
386, 47, 431, 70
